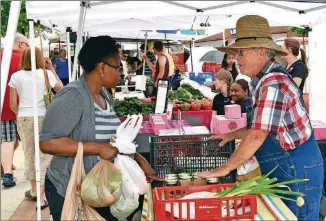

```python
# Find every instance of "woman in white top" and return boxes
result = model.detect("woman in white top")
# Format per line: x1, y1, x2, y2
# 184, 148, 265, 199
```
9, 47, 63, 210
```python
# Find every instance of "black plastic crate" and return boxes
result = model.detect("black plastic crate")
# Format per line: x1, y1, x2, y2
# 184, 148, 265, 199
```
150, 135, 236, 186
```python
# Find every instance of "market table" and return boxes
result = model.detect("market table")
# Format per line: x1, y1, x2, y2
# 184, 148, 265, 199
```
172, 110, 212, 129
141, 184, 297, 221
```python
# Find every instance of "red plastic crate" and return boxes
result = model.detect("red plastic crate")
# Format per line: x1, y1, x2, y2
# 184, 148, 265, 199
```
153, 184, 257, 220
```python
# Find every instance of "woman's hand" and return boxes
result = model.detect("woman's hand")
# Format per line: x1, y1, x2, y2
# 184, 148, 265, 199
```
44, 57, 55, 71
134, 153, 164, 183
98, 143, 119, 161
208, 131, 237, 147
198, 166, 231, 178
139, 162, 165, 183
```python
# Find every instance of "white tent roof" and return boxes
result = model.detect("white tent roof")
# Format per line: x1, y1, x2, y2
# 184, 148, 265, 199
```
26, 1, 326, 32
24, 1, 326, 123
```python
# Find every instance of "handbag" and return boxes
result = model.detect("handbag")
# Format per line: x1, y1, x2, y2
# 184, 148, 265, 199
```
38, 24, 54, 108
43, 69, 54, 108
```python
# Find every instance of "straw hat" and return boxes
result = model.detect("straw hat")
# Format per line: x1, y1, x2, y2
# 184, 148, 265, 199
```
216, 15, 287, 56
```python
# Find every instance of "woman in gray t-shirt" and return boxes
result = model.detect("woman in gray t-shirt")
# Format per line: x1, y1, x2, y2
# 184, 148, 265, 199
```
40, 36, 159, 221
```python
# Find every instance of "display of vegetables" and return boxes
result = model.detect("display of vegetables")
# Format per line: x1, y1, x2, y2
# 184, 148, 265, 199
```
114, 97, 155, 117
168, 84, 212, 111
215, 166, 307, 206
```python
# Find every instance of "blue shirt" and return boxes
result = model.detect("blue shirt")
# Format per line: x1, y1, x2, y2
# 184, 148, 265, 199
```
53, 58, 69, 79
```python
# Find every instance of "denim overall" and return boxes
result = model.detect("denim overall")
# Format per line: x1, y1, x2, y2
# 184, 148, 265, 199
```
251, 66, 324, 220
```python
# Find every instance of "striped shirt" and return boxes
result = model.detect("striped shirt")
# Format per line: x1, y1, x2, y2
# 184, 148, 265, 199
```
94, 101, 120, 143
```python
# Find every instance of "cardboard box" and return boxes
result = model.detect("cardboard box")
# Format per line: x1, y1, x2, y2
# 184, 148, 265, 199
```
193, 179, 207, 186
179, 179, 192, 186
211, 114, 247, 134
225, 104, 241, 119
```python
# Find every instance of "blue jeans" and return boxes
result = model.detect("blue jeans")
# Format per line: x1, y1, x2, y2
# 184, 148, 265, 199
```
255, 133, 324, 221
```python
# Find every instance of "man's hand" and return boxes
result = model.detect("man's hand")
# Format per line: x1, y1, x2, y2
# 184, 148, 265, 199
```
208, 132, 236, 147
198, 166, 231, 178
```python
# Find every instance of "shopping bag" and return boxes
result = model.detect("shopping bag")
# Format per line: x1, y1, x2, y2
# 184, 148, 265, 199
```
61, 142, 104, 220
110, 155, 140, 219
81, 159, 122, 208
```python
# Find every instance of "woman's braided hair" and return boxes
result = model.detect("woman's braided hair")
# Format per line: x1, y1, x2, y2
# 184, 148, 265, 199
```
215, 69, 233, 97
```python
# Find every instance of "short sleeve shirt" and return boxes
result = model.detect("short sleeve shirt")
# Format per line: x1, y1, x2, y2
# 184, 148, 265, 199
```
249, 60, 312, 150
212, 93, 231, 115
287, 60, 308, 94
53, 58, 69, 79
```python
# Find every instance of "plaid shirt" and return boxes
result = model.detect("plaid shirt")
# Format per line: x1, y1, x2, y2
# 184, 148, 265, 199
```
249, 60, 312, 150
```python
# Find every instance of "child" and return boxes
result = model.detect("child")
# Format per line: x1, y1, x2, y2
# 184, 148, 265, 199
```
212, 69, 233, 115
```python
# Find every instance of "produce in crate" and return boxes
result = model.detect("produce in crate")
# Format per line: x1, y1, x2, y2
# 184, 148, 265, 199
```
191, 101, 201, 111
177, 103, 191, 111
201, 100, 213, 110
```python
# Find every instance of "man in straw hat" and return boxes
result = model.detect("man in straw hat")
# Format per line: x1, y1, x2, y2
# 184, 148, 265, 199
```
199, 15, 323, 220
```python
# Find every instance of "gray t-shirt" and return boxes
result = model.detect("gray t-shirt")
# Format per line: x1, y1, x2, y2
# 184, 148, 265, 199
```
40, 74, 119, 197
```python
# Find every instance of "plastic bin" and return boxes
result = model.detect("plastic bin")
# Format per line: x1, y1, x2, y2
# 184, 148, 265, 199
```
153, 184, 257, 220
189, 72, 215, 85
150, 135, 235, 184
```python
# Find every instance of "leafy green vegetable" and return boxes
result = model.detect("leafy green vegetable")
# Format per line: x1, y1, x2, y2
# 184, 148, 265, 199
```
168, 84, 204, 102
114, 97, 155, 117
181, 84, 204, 100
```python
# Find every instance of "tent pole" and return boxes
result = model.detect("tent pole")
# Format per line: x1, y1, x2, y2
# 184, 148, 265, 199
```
48, 43, 51, 57
142, 32, 148, 75
137, 41, 139, 58
1, 1, 21, 112
223, 29, 226, 46
29, 19, 42, 221
189, 40, 194, 72
72, 1, 88, 81
66, 27, 72, 82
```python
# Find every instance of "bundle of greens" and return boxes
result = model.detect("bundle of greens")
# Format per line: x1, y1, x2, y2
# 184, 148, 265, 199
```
114, 97, 155, 117
181, 84, 204, 100
168, 87, 193, 103
215, 166, 307, 206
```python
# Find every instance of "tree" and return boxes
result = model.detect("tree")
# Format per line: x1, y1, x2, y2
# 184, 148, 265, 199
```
289, 27, 308, 37
1, 1, 50, 37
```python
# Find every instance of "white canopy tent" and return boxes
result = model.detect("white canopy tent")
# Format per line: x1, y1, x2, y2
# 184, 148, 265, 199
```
25, 1, 326, 31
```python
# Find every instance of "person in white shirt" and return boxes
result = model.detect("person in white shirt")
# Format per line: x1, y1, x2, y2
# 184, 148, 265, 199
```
9, 47, 63, 210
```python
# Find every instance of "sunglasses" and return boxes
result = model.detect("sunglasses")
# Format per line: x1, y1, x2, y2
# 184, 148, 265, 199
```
102, 61, 122, 71
235, 49, 254, 56
20, 42, 29, 48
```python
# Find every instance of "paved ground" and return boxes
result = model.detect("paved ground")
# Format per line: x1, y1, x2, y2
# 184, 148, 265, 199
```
1, 145, 141, 221
1, 145, 31, 220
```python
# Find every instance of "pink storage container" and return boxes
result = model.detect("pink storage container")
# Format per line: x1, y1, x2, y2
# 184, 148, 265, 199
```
150, 114, 168, 135
313, 125, 326, 141
211, 114, 247, 134
225, 104, 241, 119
